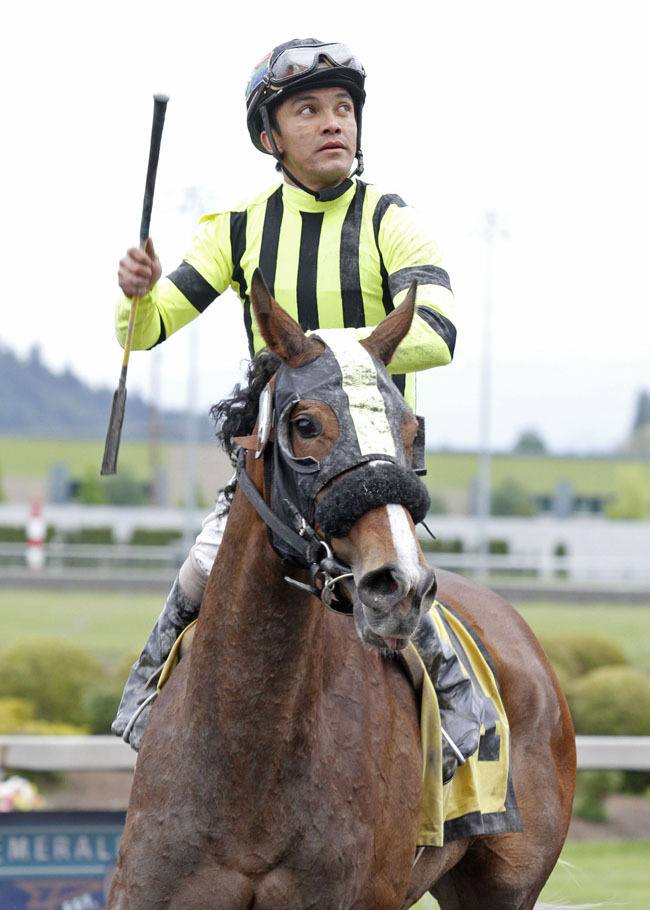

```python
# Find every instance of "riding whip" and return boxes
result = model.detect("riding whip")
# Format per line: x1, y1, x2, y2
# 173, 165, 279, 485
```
101, 93, 169, 475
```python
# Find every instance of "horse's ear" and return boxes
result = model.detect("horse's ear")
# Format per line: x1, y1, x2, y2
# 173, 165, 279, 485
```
250, 268, 322, 367
361, 282, 417, 366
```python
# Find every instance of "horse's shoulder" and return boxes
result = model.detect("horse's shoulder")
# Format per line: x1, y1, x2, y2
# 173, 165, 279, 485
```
435, 570, 566, 729
435, 569, 533, 636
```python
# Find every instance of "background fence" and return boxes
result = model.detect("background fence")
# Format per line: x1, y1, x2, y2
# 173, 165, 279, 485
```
1, 735, 650, 772
2, 543, 650, 592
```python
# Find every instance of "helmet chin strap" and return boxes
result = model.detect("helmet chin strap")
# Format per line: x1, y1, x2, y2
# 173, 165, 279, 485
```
261, 107, 363, 202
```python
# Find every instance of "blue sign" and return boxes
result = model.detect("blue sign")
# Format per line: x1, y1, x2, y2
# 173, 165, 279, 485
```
0, 812, 125, 910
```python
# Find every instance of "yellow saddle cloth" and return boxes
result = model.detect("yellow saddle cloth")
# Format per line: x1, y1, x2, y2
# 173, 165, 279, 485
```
402, 600, 521, 846
157, 601, 521, 848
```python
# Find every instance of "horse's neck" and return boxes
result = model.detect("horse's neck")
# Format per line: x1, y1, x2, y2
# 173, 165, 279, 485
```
186, 486, 324, 769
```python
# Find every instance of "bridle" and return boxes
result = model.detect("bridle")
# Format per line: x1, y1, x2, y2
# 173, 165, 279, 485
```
233, 338, 431, 616
236, 451, 355, 614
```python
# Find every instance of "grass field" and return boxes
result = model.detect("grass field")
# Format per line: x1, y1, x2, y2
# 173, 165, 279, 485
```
0, 589, 162, 668
412, 839, 650, 908
3, 436, 650, 496
0, 438, 154, 479
517, 602, 650, 671
424, 451, 650, 496
0, 591, 649, 674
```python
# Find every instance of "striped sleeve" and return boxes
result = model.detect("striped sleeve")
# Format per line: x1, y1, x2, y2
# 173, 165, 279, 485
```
377, 201, 456, 374
115, 213, 233, 350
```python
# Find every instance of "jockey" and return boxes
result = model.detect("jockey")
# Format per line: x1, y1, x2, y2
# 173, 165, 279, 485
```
113, 38, 483, 780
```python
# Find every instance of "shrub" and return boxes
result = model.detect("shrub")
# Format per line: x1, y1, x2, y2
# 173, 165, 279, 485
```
104, 471, 149, 506
620, 770, 650, 795
567, 666, 650, 735
62, 527, 115, 545
0, 525, 56, 543
553, 542, 569, 578
513, 429, 547, 455
14, 719, 87, 735
129, 528, 183, 546
0, 697, 85, 734
420, 537, 464, 554
85, 683, 122, 734
573, 770, 624, 821
0, 640, 103, 727
72, 468, 149, 507
0, 697, 37, 733
76, 467, 108, 505
491, 479, 537, 516
0, 526, 27, 543
114, 652, 139, 685
488, 539, 509, 555
605, 468, 649, 520
539, 634, 628, 682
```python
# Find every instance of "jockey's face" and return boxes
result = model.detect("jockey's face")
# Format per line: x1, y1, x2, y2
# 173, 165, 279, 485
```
261, 86, 357, 191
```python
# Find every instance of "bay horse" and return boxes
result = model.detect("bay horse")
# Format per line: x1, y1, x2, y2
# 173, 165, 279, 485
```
109, 272, 576, 910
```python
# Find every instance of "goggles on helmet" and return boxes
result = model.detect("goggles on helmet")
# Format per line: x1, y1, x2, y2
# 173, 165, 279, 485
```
246, 42, 365, 99
270, 42, 365, 86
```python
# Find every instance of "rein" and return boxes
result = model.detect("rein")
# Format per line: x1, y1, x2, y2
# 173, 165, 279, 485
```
236, 450, 354, 614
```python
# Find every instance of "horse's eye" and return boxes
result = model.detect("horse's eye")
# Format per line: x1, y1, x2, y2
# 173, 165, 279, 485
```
291, 415, 321, 439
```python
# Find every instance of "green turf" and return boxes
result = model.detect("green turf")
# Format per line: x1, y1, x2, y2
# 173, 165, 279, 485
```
0, 588, 162, 667
540, 840, 650, 908
0, 438, 156, 479
425, 450, 650, 496
412, 840, 650, 909
516, 602, 650, 671
0, 592, 649, 676
3, 437, 650, 497
1, 591, 648, 673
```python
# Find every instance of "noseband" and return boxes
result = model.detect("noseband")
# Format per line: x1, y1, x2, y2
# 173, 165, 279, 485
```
235, 335, 431, 615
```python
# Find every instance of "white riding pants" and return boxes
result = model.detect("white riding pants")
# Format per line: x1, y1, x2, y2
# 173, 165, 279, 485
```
177, 488, 230, 604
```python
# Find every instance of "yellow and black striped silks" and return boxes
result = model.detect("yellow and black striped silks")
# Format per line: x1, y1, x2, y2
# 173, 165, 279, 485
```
115, 178, 456, 408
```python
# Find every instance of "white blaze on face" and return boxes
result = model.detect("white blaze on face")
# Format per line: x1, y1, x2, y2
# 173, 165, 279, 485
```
315, 330, 396, 457
385, 503, 421, 584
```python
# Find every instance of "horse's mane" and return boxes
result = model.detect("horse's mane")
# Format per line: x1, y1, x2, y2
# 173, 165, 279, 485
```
210, 350, 281, 513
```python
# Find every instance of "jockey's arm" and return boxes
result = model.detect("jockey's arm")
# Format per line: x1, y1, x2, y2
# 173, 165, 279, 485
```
115, 215, 232, 351
370, 202, 457, 375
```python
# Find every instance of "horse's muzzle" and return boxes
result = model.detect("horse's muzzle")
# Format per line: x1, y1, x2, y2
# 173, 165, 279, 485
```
356, 563, 437, 644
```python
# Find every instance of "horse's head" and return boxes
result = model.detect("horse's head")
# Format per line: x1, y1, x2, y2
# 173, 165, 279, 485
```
247, 269, 437, 651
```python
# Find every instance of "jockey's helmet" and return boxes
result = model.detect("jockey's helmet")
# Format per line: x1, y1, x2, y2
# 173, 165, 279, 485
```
245, 39, 367, 181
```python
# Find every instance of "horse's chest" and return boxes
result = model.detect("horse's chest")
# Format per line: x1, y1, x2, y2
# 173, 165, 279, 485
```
166, 831, 406, 910
163, 719, 419, 909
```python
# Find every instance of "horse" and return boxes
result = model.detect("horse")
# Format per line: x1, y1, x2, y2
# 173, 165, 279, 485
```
108, 271, 576, 910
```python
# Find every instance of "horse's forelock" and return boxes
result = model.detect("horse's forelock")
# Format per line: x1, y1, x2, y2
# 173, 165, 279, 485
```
211, 351, 281, 457
210, 351, 281, 513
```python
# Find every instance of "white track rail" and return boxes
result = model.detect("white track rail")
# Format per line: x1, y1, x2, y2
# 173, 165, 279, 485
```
1, 736, 649, 772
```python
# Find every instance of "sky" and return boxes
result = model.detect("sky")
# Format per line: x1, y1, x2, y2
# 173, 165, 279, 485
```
2, 0, 649, 453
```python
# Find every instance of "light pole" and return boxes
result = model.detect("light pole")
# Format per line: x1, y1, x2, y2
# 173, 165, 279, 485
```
476, 210, 502, 572
148, 346, 162, 505
180, 187, 208, 552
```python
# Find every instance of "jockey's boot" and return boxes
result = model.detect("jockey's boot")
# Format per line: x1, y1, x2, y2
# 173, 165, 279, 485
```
111, 575, 201, 751
412, 610, 484, 784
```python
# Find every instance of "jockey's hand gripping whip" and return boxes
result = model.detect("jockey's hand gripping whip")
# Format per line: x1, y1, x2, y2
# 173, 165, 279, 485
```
101, 94, 169, 476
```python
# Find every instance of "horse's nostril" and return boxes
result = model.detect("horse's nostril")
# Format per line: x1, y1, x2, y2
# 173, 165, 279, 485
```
367, 568, 397, 595
358, 567, 404, 607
